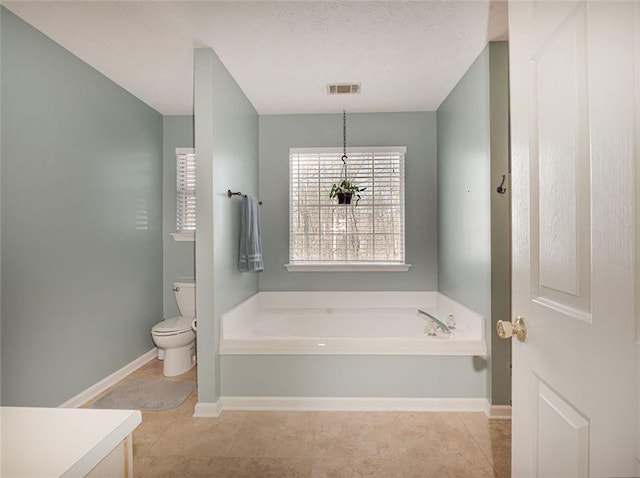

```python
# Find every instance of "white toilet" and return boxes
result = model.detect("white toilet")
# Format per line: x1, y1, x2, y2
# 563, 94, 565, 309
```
151, 281, 196, 377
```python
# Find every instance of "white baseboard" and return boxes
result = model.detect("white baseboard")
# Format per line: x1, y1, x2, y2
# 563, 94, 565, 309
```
218, 396, 486, 412
59, 348, 158, 408
484, 400, 512, 419
193, 400, 223, 417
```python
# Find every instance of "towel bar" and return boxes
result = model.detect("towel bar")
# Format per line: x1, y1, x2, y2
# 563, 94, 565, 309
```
227, 190, 263, 205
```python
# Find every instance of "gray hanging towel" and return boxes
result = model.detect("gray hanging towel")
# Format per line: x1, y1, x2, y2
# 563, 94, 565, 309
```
238, 195, 263, 272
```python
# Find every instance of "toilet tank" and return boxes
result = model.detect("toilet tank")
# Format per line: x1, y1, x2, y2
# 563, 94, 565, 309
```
174, 281, 195, 317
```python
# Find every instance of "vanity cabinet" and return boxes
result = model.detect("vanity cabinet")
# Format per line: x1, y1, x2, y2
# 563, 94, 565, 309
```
1, 407, 141, 477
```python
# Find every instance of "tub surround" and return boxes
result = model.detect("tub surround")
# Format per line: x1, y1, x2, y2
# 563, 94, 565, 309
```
191, 291, 489, 417
198, 352, 488, 417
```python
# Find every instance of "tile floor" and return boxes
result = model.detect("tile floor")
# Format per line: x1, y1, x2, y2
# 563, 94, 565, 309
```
84, 359, 511, 478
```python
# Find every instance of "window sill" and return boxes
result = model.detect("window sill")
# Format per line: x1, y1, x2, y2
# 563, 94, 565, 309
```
284, 263, 412, 272
171, 233, 195, 242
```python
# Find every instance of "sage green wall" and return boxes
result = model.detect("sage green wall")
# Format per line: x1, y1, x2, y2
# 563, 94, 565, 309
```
221, 355, 485, 398
437, 42, 511, 406
258, 112, 437, 291
194, 49, 259, 404
0, 7, 4, 405
437, 48, 491, 317
1, 9, 163, 406
487, 43, 511, 406
163, 116, 195, 318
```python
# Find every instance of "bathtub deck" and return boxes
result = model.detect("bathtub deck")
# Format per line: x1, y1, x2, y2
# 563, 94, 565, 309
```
220, 335, 487, 355
221, 292, 487, 356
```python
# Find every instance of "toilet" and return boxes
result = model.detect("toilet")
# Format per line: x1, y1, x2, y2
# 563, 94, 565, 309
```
151, 281, 196, 377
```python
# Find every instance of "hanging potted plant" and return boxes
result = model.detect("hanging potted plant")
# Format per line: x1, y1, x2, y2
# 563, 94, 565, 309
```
329, 111, 366, 205
329, 180, 366, 205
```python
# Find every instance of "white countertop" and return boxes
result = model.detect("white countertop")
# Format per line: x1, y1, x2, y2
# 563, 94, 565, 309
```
1, 407, 141, 477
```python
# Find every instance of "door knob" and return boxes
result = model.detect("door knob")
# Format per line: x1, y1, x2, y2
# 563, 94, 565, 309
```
497, 317, 527, 342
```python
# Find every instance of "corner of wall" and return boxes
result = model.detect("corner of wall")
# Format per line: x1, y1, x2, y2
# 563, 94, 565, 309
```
194, 48, 218, 403
194, 47, 259, 404
435, 45, 491, 317
489, 39, 512, 407
0, 4, 4, 405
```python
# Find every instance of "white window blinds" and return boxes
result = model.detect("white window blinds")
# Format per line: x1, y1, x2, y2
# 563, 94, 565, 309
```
289, 146, 406, 264
176, 148, 196, 233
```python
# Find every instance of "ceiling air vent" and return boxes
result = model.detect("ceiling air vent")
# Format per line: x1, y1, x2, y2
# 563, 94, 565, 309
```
327, 83, 361, 95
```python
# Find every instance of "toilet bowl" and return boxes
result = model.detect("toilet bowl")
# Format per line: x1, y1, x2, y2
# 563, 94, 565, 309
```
151, 281, 196, 377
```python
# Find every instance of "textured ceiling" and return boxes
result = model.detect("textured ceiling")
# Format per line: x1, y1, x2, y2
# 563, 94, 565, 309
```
3, 1, 508, 115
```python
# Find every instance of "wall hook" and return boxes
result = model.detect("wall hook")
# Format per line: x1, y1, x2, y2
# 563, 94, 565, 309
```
496, 175, 507, 195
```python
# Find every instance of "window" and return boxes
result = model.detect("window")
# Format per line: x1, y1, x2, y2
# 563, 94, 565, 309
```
173, 148, 196, 241
287, 146, 410, 271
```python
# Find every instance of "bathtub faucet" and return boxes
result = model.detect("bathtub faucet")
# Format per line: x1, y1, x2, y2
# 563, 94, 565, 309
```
417, 309, 451, 335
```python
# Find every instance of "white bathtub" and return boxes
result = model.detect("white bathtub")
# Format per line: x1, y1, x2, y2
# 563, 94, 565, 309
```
220, 292, 486, 356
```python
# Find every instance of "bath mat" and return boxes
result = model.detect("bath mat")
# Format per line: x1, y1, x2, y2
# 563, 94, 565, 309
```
92, 379, 195, 411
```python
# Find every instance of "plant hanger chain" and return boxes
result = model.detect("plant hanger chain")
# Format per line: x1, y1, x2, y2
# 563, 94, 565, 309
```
342, 109, 348, 182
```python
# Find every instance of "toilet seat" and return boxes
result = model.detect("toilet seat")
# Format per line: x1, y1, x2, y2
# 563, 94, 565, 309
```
152, 316, 194, 337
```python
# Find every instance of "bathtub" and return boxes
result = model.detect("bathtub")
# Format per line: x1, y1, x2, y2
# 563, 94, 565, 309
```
215, 292, 488, 410
220, 292, 486, 356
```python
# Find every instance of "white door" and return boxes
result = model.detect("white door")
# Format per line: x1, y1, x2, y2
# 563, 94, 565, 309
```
508, 1, 639, 476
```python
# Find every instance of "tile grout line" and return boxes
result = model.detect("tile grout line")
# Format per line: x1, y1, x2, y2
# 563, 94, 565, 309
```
223, 412, 251, 458
457, 413, 501, 478
387, 413, 410, 478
